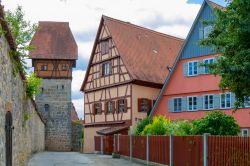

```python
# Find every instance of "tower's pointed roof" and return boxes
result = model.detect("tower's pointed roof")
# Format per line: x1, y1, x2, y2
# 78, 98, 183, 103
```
29, 21, 78, 60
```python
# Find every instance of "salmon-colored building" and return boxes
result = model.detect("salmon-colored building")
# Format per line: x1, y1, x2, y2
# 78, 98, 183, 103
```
81, 15, 183, 153
150, 0, 250, 137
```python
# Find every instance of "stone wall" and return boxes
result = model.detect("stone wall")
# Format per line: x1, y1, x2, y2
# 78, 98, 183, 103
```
0, 35, 45, 166
36, 79, 72, 151
71, 122, 83, 152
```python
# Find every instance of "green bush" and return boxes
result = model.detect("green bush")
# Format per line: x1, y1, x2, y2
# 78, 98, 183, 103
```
171, 120, 195, 136
26, 73, 42, 99
134, 116, 152, 136
192, 111, 240, 136
142, 116, 171, 135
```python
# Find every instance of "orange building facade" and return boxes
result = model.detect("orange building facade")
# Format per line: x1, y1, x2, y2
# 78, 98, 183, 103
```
151, 0, 250, 136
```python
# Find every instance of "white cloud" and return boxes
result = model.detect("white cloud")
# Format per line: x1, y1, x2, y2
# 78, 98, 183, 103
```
72, 98, 84, 119
72, 70, 86, 93
78, 41, 94, 59
155, 24, 191, 38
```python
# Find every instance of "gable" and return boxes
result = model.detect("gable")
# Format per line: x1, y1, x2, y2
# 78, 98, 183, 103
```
181, 1, 215, 59
82, 20, 132, 92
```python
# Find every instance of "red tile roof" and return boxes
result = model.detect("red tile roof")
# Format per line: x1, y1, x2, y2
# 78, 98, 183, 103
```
81, 16, 183, 90
29, 21, 78, 60
207, 0, 225, 10
104, 16, 183, 85
96, 126, 129, 135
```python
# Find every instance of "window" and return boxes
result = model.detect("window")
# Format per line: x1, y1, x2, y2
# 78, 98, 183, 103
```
102, 62, 111, 76
62, 85, 64, 90
41, 87, 44, 93
61, 64, 68, 71
244, 97, 250, 108
204, 25, 213, 39
107, 101, 113, 113
119, 99, 125, 113
188, 61, 198, 76
203, 95, 214, 110
138, 99, 151, 112
242, 129, 249, 137
220, 93, 231, 109
203, 58, 214, 74
44, 104, 49, 112
41, 64, 48, 71
101, 39, 109, 55
188, 96, 197, 111
94, 103, 102, 114
173, 98, 182, 112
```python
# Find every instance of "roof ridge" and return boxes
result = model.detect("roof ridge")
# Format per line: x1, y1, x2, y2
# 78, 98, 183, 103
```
206, 0, 225, 10
102, 15, 184, 41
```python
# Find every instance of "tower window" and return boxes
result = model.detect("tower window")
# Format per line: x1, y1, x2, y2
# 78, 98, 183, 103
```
62, 85, 64, 90
41, 87, 44, 93
41, 64, 48, 71
101, 39, 109, 55
44, 104, 49, 112
61, 64, 68, 71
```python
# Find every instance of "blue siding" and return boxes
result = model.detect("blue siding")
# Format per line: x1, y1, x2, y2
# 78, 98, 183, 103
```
181, 3, 216, 60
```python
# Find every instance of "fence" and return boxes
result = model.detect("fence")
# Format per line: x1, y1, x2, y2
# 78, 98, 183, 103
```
95, 134, 250, 166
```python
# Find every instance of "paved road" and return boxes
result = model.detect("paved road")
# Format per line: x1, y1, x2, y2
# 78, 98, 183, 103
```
27, 152, 145, 166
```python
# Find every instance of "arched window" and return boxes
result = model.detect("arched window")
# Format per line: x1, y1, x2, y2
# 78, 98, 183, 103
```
44, 104, 49, 112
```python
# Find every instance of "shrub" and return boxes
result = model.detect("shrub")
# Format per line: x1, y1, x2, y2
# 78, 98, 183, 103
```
171, 120, 195, 136
142, 116, 171, 135
26, 73, 42, 99
192, 111, 240, 136
134, 116, 152, 136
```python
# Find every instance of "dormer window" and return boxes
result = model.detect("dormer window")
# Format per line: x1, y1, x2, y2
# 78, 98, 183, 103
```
102, 62, 111, 76
41, 64, 48, 71
101, 39, 109, 55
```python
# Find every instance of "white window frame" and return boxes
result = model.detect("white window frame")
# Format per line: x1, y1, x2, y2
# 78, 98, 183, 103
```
242, 129, 249, 137
204, 25, 213, 39
203, 94, 214, 110
203, 58, 214, 74
244, 97, 250, 108
173, 97, 182, 112
220, 92, 231, 109
187, 96, 198, 111
102, 62, 110, 76
188, 61, 198, 76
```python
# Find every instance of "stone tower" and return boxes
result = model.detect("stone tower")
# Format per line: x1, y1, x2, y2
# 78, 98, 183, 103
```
30, 21, 78, 151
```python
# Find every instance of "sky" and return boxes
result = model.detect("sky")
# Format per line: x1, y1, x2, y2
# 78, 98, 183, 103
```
2, 0, 226, 119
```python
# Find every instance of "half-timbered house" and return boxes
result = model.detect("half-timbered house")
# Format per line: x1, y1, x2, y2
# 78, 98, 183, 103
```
81, 16, 183, 153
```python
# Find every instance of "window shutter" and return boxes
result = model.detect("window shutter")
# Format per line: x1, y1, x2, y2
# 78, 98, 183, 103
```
92, 103, 96, 115
198, 60, 204, 75
99, 103, 102, 114
214, 94, 220, 109
231, 93, 235, 108
116, 100, 119, 113
168, 98, 173, 112
138, 98, 142, 112
197, 96, 203, 110
104, 102, 108, 114
181, 97, 187, 111
199, 27, 204, 39
99, 64, 103, 77
109, 61, 112, 74
112, 101, 115, 114
183, 63, 188, 77
148, 99, 152, 113
124, 99, 128, 113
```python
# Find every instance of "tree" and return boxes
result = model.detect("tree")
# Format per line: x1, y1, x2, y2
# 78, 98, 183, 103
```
200, 0, 250, 108
4, 5, 37, 74
26, 73, 42, 99
192, 111, 240, 135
